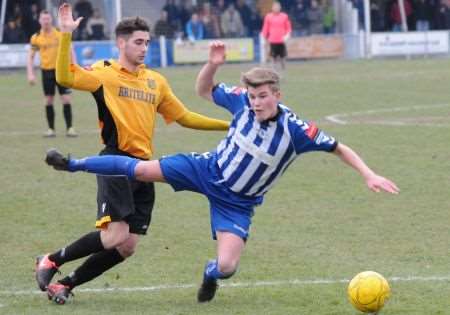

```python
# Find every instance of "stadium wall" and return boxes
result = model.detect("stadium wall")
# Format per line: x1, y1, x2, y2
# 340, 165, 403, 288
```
1, 31, 449, 69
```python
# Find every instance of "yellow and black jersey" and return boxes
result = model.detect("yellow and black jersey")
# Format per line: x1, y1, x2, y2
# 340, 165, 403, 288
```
30, 28, 61, 70
69, 60, 187, 159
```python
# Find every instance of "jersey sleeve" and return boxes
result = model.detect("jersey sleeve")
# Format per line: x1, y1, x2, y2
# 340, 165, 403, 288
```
157, 77, 188, 124
289, 115, 337, 154
30, 34, 39, 51
69, 63, 103, 92
211, 83, 247, 115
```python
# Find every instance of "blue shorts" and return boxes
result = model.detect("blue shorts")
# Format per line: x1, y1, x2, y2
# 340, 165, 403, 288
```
159, 152, 263, 240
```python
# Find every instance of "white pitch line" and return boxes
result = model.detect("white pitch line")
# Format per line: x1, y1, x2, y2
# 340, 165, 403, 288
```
325, 103, 450, 126
1, 275, 449, 296
0, 126, 194, 137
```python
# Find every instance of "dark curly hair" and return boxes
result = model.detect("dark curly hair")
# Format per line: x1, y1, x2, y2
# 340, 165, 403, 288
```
115, 17, 150, 38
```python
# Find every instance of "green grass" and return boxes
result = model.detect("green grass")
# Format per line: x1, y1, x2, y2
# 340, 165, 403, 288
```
0, 58, 450, 314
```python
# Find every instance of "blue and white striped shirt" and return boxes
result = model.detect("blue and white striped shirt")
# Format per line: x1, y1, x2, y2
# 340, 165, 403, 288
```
211, 83, 337, 197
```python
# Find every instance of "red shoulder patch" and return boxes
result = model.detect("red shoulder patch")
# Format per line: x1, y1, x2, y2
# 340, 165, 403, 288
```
305, 122, 319, 140
231, 87, 244, 95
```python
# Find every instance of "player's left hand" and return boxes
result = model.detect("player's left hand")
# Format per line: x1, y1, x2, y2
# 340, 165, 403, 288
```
58, 3, 83, 33
366, 175, 399, 194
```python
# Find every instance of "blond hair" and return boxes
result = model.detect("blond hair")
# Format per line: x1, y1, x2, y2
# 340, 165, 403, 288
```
241, 67, 280, 92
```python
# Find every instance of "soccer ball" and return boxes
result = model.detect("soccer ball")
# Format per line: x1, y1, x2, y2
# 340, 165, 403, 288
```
348, 271, 391, 314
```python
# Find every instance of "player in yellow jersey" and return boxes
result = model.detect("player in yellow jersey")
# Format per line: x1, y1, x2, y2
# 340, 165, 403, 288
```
35, 3, 230, 304
27, 10, 78, 137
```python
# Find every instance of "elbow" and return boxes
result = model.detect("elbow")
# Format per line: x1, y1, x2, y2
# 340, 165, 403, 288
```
196, 85, 213, 100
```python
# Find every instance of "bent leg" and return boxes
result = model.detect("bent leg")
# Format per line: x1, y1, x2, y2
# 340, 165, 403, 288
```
198, 232, 245, 302
216, 231, 245, 276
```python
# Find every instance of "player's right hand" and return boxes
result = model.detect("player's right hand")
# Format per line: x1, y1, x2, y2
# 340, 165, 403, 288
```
208, 41, 226, 66
58, 3, 83, 33
28, 74, 36, 85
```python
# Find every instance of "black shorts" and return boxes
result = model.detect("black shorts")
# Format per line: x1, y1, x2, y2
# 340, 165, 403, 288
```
41, 69, 72, 96
270, 43, 287, 58
96, 148, 155, 235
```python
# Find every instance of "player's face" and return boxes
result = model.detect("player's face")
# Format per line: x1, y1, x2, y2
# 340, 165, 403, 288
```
247, 84, 280, 122
39, 13, 52, 30
119, 31, 150, 66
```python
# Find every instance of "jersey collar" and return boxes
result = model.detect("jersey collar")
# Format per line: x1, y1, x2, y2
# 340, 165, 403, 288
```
110, 60, 146, 76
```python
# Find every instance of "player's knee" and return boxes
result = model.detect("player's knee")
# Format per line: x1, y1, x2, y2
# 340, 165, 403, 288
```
116, 234, 138, 258
101, 224, 130, 248
117, 243, 136, 258
45, 96, 54, 104
103, 232, 130, 248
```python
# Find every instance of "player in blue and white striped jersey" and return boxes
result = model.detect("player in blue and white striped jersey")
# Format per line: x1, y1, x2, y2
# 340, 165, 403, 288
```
45, 41, 399, 303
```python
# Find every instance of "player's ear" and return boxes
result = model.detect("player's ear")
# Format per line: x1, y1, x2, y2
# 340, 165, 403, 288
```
274, 90, 281, 99
116, 37, 125, 50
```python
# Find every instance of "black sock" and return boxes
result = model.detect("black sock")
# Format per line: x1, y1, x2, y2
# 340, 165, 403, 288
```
63, 103, 72, 129
45, 105, 55, 129
48, 231, 104, 266
58, 249, 125, 289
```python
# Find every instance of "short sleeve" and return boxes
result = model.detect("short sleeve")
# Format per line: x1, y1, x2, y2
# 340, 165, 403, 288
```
30, 35, 39, 51
70, 63, 103, 92
212, 83, 248, 115
289, 115, 337, 154
157, 77, 188, 124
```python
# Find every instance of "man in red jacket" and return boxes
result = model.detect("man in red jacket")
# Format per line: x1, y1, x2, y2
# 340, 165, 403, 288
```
261, 1, 292, 70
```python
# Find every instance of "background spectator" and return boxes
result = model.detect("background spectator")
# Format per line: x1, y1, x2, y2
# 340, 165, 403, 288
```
323, 0, 335, 33
178, 1, 194, 38
163, 0, 179, 32
86, 8, 107, 40
3, 19, 26, 43
22, 3, 40, 40
74, 0, 93, 40
435, 0, 450, 29
236, 0, 253, 36
201, 2, 221, 38
307, 0, 324, 34
290, 0, 310, 36
12, 3, 23, 28
249, 6, 263, 36
415, 0, 433, 31
154, 10, 175, 39
186, 12, 204, 42
221, 4, 245, 37
390, 0, 412, 31
371, 2, 383, 31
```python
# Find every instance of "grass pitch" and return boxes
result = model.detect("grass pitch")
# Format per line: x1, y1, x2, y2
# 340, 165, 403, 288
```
0, 58, 449, 314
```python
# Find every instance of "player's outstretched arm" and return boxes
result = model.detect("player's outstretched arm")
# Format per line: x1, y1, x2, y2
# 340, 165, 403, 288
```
176, 111, 229, 130
332, 143, 400, 194
196, 41, 226, 102
55, 3, 82, 87
56, 3, 101, 92
45, 149, 165, 183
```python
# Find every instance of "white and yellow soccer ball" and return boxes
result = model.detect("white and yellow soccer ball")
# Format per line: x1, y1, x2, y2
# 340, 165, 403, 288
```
347, 271, 391, 314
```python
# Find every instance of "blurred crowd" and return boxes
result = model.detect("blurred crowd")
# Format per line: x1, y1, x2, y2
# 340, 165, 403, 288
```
367, 0, 450, 31
3, 0, 450, 44
2, 0, 108, 44
155, 0, 337, 40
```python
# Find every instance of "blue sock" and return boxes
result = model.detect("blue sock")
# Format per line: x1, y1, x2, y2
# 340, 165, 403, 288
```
203, 259, 234, 281
68, 155, 139, 179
